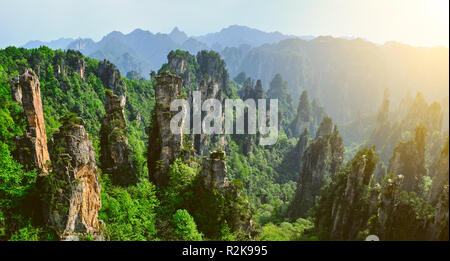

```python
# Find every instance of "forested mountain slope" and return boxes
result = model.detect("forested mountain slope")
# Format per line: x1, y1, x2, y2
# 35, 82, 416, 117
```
0, 46, 448, 241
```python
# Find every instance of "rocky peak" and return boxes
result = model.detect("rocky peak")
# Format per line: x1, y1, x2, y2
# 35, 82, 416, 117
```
148, 72, 186, 187
196, 50, 230, 94
167, 50, 195, 88
388, 125, 427, 193
290, 92, 327, 138
54, 50, 86, 80
168, 54, 188, 75
169, 27, 188, 45
193, 79, 226, 156
9, 75, 22, 103
288, 117, 344, 219
328, 147, 378, 240
255, 80, 264, 99
68, 55, 86, 80
9, 69, 50, 174
241, 78, 264, 101
199, 149, 256, 236
165, 50, 229, 156
200, 149, 228, 189
292, 128, 310, 171
98, 60, 127, 106
429, 138, 449, 205
376, 89, 390, 124
315, 116, 333, 139
45, 114, 103, 240
290, 90, 312, 138
100, 90, 137, 186
377, 174, 404, 240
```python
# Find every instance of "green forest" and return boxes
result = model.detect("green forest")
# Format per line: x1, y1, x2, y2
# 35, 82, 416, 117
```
0, 46, 448, 241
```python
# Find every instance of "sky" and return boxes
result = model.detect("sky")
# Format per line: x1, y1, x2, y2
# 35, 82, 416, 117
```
0, 0, 449, 48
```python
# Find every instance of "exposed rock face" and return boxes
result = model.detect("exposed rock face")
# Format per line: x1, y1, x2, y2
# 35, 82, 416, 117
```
98, 60, 126, 106
10, 69, 50, 174
46, 115, 102, 240
313, 147, 379, 240
376, 174, 404, 240
192, 51, 230, 156
200, 149, 228, 189
311, 98, 327, 132
167, 51, 195, 90
53, 50, 86, 80
388, 125, 427, 193
240, 78, 264, 101
166, 50, 230, 156
254, 80, 264, 100
290, 91, 312, 138
429, 138, 449, 205
9, 75, 22, 103
288, 117, 344, 219
402, 93, 443, 135
200, 149, 255, 236
196, 50, 229, 95
100, 90, 137, 186
315, 116, 333, 139
369, 91, 444, 165
293, 128, 310, 172
148, 72, 186, 187
168, 52, 188, 74
428, 185, 449, 240
68, 55, 85, 80
193, 79, 226, 156
329, 148, 378, 240
427, 139, 449, 240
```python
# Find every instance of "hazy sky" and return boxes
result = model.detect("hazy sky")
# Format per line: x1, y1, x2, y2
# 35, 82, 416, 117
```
0, 0, 449, 48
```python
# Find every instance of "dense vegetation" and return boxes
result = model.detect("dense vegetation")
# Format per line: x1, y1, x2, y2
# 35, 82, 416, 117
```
0, 46, 448, 241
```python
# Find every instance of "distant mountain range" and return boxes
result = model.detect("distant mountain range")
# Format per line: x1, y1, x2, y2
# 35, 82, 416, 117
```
222, 37, 449, 123
22, 25, 313, 77
23, 37, 75, 50
21, 26, 449, 125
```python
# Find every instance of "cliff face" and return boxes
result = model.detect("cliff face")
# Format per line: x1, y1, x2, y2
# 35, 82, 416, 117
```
9, 69, 50, 174
200, 149, 229, 189
376, 174, 404, 240
10, 75, 22, 103
45, 115, 102, 240
288, 117, 344, 219
98, 60, 127, 106
168, 51, 193, 88
388, 125, 427, 193
100, 90, 137, 186
200, 149, 255, 236
196, 50, 230, 95
290, 91, 312, 138
148, 72, 186, 187
292, 129, 310, 172
240, 78, 264, 101
166, 50, 228, 156
193, 79, 226, 156
428, 185, 449, 241
194, 51, 229, 156
429, 138, 449, 205
368, 92, 445, 165
68, 55, 86, 80
427, 139, 449, 240
328, 148, 378, 240
54, 50, 86, 80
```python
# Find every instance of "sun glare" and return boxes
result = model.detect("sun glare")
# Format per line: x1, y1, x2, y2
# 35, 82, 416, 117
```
434, 0, 449, 24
